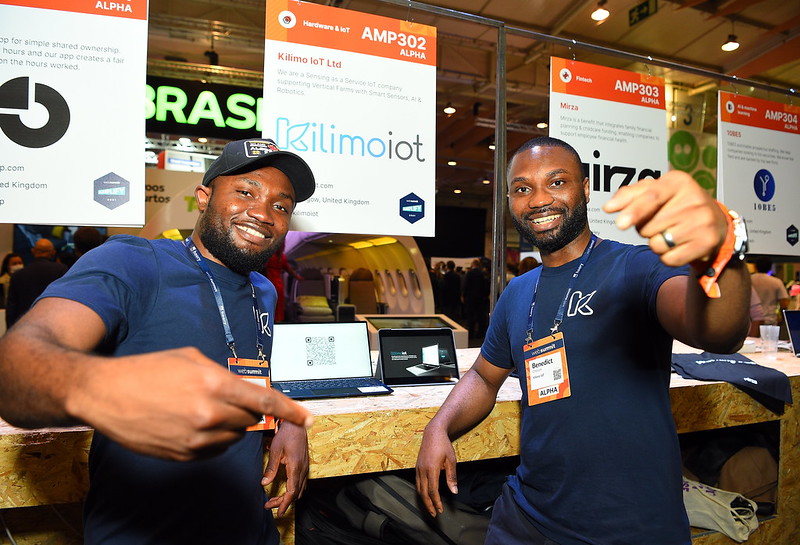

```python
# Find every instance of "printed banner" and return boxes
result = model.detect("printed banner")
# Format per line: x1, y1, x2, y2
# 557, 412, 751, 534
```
668, 128, 718, 198
264, 0, 436, 236
717, 91, 800, 255
0, 0, 148, 226
549, 57, 667, 244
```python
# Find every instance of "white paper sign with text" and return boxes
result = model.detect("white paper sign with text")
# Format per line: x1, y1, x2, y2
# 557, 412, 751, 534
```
0, 0, 148, 226
264, 0, 436, 236
549, 57, 667, 245
717, 91, 800, 255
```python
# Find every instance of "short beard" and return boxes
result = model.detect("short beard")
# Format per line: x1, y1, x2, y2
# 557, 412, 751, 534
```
511, 198, 589, 254
197, 201, 281, 276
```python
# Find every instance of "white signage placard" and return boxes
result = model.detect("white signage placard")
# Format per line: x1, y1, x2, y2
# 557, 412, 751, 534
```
0, 0, 148, 226
549, 57, 667, 244
717, 91, 800, 255
264, 0, 436, 236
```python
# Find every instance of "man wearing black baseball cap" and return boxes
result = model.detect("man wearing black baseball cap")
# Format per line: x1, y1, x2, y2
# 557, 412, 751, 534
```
0, 138, 316, 544
203, 138, 316, 202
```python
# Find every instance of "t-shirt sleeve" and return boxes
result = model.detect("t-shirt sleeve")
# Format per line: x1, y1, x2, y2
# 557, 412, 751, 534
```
38, 236, 159, 346
480, 275, 526, 370
626, 246, 688, 321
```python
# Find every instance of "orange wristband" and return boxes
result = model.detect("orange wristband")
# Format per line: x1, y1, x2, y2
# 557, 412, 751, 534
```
691, 201, 735, 299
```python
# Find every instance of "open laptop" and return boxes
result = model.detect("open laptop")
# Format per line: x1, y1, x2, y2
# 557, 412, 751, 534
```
377, 327, 460, 386
784, 309, 800, 357
270, 321, 393, 399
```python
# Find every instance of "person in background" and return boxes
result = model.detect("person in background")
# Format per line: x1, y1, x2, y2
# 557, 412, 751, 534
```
0, 253, 24, 309
505, 262, 517, 284
517, 256, 540, 275
750, 256, 789, 325
462, 258, 490, 340
264, 240, 302, 322
416, 136, 750, 545
6, 239, 68, 328
57, 226, 107, 268
0, 138, 315, 545
441, 260, 462, 320
790, 284, 800, 311
749, 286, 766, 337
74, 226, 106, 259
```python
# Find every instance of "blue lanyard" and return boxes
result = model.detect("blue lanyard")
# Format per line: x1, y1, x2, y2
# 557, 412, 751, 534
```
525, 233, 598, 343
184, 237, 266, 362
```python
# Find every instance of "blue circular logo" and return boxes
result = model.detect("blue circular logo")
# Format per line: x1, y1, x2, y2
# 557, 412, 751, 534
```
753, 169, 775, 202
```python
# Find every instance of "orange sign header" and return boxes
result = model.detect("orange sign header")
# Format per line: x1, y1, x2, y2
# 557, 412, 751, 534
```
550, 57, 665, 110
266, 0, 436, 67
719, 91, 799, 135
2, 0, 148, 20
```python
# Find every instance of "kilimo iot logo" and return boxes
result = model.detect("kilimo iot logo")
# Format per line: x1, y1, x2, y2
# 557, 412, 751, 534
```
275, 117, 426, 162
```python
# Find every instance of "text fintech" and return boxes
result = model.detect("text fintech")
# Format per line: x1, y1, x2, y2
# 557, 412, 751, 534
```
275, 117, 425, 162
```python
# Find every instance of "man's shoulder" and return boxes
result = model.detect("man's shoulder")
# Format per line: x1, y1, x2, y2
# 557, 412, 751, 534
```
96, 235, 184, 260
68, 236, 186, 279
105, 234, 178, 250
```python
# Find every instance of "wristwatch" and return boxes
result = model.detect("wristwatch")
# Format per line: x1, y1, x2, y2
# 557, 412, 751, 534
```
695, 202, 747, 298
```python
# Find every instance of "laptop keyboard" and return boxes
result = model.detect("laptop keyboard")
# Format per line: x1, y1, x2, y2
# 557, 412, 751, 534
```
275, 378, 375, 390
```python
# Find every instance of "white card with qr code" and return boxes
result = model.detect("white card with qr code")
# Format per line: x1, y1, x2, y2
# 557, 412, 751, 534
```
305, 336, 337, 366
523, 332, 571, 406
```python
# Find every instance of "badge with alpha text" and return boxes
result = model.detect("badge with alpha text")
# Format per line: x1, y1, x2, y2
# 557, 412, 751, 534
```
228, 358, 276, 431
523, 332, 571, 406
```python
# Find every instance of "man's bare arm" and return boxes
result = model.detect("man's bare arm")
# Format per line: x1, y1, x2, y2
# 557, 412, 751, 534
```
604, 171, 750, 352
416, 355, 511, 516
0, 298, 313, 461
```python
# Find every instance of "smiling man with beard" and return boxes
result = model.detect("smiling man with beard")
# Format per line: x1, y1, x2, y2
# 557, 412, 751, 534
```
0, 138, 316, 545
416, 136, 751, 545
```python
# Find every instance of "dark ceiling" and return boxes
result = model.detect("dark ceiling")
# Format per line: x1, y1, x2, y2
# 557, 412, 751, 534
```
146, 0, 800, 203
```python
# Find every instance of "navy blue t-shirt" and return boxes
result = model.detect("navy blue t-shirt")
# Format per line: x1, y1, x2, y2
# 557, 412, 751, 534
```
482, 240, 690, 545
39, 235, 280, 545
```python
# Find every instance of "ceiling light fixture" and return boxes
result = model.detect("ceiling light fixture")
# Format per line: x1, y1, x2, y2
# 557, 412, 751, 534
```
453, 189, 462, 194
482, 178, 491, 185
488, 140, 496, 150
536, 121, 548, 129
447, 160, 457, 166
721, 34, 739, 52
591, 0, 609, 22
443, 102, 456, 115
721, 21, 739, 52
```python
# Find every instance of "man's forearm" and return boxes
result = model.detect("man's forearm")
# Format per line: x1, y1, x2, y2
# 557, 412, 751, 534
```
425, 366, 502, 439
685, 259, 751, 353
0, 325, 92, 428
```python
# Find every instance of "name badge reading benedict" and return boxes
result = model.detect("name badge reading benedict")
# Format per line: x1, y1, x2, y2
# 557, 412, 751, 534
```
522, 332, 571, 406
229, 358, 276, 431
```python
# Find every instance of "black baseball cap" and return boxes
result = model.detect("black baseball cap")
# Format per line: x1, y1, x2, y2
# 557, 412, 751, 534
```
202, 138, 315, 202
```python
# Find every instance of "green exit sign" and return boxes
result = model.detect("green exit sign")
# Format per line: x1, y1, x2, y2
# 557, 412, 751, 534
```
629, 0, 657, 26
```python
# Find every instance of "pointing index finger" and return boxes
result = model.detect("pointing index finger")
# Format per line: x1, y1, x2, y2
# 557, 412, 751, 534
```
228, 378, 313, 429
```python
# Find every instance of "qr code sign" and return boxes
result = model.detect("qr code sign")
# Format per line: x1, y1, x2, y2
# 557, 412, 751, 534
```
552, 368, 562, 381
305, 336, 336, 366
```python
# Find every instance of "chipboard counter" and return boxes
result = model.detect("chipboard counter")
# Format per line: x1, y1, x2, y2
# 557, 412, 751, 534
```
1, 345, 799, 544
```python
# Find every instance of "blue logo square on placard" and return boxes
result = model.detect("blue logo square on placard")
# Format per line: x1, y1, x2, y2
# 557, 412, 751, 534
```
399, 193, 424, 224
94, 172, 130, 210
